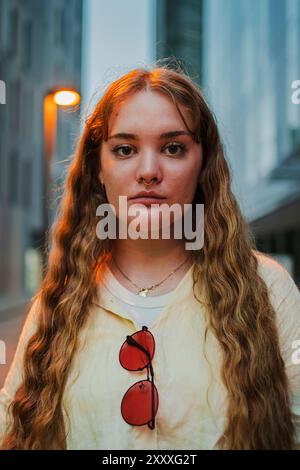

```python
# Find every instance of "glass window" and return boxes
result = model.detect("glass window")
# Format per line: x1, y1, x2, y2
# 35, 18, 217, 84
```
22, 20, 32, 71
7, 149, 19, 205
8, 7, 18, 57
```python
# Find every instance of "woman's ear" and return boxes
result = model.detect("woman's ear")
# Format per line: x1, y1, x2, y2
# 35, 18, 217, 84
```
99, 171, 107, 195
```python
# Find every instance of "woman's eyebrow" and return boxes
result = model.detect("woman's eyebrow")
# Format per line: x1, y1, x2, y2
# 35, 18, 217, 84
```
108, 130, 192, 140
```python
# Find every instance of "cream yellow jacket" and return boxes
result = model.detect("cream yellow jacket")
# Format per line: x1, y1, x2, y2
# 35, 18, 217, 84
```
1, 252, 300, 449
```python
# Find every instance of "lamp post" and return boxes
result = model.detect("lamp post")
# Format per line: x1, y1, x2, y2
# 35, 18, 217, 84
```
41, 87, 81, 270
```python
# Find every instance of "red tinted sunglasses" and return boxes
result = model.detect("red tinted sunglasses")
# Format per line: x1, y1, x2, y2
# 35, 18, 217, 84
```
119, 325, 159, 429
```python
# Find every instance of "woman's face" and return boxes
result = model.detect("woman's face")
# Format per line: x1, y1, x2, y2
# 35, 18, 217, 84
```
99, 89, 203, 234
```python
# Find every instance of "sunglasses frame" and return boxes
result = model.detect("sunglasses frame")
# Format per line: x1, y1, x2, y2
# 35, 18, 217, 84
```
119, 325, 159, 429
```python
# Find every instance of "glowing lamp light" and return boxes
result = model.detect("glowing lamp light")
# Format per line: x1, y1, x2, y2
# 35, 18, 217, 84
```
53, 90, 81, 106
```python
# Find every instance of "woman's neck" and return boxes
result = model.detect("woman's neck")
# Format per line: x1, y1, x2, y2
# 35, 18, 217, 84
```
106, 239, 193, 296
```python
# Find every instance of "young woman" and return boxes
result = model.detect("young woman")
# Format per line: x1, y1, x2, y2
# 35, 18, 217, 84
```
0, 64, 299, 450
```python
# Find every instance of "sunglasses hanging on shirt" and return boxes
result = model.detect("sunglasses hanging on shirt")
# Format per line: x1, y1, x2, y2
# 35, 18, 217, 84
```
119, 326, 159, 429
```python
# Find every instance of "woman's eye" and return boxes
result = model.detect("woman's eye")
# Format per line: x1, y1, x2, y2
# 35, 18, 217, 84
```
164, 143, 186, 156
111, 142, 186, 158
112, 145, 134, 157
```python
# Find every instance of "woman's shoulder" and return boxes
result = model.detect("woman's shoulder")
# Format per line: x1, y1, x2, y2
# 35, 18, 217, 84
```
23, 293, 42, 329
253, 250, 300, 309
253, 251, 300, 359
254, 249, 292, 282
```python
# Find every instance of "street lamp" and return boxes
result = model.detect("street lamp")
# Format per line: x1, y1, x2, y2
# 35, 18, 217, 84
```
41, 87, 81, 269
53, 90, 81, 106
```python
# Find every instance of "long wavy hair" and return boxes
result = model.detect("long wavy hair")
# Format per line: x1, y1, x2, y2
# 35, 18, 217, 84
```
1, 63, 296, 449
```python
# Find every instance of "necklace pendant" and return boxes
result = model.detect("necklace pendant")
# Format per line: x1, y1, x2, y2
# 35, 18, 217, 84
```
138, 288, 149, 297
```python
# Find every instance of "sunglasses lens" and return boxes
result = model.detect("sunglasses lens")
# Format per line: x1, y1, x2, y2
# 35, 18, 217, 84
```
121, 380, 159, 426
119, 329, 155, 371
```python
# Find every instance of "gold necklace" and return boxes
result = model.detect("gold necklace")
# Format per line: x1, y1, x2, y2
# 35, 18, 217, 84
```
111, 255, 191, 297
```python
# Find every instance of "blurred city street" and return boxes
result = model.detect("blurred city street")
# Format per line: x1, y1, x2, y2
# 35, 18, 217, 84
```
1, 0, 300, 392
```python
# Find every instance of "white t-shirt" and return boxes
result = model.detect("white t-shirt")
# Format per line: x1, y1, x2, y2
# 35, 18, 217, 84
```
100, 262, 177, 329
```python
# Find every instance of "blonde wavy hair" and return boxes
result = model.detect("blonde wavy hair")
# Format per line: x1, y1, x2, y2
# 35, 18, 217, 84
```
1, 63, 296, 449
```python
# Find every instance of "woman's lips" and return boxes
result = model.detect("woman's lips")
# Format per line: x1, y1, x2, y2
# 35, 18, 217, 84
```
130, 197, 166, 206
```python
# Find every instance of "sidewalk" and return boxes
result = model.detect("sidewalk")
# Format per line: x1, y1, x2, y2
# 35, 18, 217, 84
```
0, 301, 30, 388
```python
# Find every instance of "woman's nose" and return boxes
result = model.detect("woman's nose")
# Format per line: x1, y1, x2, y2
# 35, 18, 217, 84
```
135, 151, 163, 184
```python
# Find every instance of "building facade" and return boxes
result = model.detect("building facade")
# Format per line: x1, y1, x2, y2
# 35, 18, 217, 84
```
202, 0, 300, 283
0, 0, 83, 311
156, 0, 203, 86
